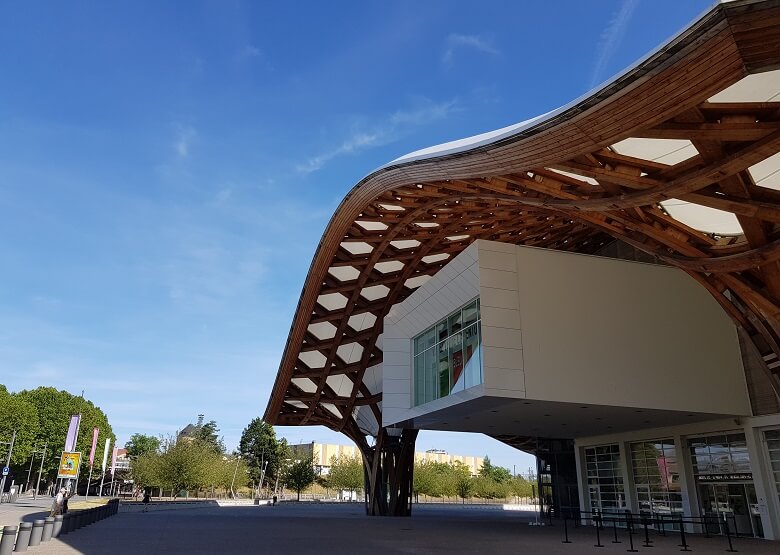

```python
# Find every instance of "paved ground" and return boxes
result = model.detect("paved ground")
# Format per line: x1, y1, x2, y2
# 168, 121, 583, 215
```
0, 495, 56, 526
24, 502, 778, 554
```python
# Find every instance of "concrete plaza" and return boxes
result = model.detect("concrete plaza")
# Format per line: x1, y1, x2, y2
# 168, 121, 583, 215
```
27, 502, 778, 554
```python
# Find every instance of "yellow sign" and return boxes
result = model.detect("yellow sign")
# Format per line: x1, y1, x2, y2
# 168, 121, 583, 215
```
57, 452, 81, 479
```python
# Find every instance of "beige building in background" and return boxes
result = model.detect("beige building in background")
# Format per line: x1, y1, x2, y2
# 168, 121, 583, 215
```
289, 442, 484, 476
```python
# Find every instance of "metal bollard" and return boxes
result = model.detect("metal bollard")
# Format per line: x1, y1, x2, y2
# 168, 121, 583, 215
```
0, 526, 18, 555
51, 516, 62, 539
723, 514, 737, 553
562, 515, 571, 543
642, 516, 653, 548
28, 521, 43, 547
594, 514, 604, 547
679, 516, 690, 552
13, 522, 31, 552
611, 517, 621, 544
41, 518, 54, 543
627, 523, 638, 553
61, 514, 71, 535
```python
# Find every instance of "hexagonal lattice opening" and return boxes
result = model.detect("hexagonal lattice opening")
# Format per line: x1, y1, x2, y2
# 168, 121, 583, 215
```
414, 222, 439, 228
378, 204, 405, 211
284, 400, 307, 410
298, 350, 327, 369
326, 374, 354, 397
374, 260, 404, 274
422, 253, 450, 264
322, 403, 342, 419
290, 377, 318, 393
317, 292, 348, 311
328, 266, 360, 282
390, 239, 421, 250
446, 234, 469, 242
355, 221, 388, 231
348, 312, 377, 332
360, 284, 390, 301
307, 321, 337, 340
405, 275, 431, 289
340, 241, 373, 255
337, 342, 364, 365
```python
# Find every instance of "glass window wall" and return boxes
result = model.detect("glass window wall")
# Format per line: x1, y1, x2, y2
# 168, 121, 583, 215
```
585, 444, 626, 518
630, 440, 683, 520
412, 298, 482, 406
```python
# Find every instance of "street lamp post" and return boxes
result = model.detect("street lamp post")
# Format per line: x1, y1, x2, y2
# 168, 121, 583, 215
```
34, 443, 47, 500
230, 455, 241, 499
0, 430, 17, 504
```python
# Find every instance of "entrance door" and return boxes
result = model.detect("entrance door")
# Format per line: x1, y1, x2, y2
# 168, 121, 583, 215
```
696, 483, 763, 538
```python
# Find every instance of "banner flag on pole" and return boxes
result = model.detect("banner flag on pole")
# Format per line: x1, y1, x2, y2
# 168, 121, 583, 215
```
64, 414, 81, 452
110, 447, 118, 476
101, 438, 110, 471
89, 428, 99, 466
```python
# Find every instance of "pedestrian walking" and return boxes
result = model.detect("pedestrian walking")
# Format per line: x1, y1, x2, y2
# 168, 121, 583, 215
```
142, 491, 151, 512
50, 487, 66, 516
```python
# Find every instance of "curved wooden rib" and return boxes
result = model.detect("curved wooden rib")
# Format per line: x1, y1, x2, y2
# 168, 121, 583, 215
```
265, 0, 780, 437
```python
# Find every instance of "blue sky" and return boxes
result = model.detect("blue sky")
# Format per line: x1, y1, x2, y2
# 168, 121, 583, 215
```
0, 0, 713, 472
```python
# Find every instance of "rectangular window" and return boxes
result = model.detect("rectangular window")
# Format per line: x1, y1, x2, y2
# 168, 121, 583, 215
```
585, 444, 625, 518
765, 429, 780, 508
412, 298, 482, 406
630, 440, 683, 521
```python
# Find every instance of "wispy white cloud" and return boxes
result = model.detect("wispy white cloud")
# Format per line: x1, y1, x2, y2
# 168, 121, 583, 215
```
296, 98, 459, 174
443, 34, 499, 67
173, 125, 196, 159
589, 0, 640, 89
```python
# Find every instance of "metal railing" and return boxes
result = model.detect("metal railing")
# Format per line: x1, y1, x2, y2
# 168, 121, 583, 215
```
559, 509, 745, 552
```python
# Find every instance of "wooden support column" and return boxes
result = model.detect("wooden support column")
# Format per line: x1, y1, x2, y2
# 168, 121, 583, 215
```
359, 428, 418, 516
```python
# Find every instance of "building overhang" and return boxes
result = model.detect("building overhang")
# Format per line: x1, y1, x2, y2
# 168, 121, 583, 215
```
264, 0, 780, 445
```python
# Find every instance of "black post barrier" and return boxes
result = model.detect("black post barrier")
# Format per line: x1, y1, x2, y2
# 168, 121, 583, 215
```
657, 514, 666, 536
562, 515, 571, 544
642, 516, 653, 548
51, 516, 62, 539
612, 516, 621, 544
594, 514, 604, 548
28, 521, 43, 547
0, 526, 17, 555
723, 514, 737, 553
14, 522, 32, 552
678, 516, 690, 552
627, 523, 638, 553
42, 518, 54, 542
730, 513, 740, 539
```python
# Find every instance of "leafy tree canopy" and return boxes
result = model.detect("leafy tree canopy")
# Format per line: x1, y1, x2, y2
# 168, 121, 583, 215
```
327, 454, 363, 494
7, 386, 114, 477
238, 418, 289, 484
125, 434, 161, 459
284, 456, 316, 501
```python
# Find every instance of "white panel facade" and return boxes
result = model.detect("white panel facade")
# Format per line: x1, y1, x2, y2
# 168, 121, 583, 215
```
383, 241, 481, 426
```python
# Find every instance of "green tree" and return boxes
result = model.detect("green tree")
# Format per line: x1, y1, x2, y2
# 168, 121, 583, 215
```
284, 456, 315, 501
456, 475, 473, 504
479, 456, 512, 483
125, 434, 161, 459
238, 418, 289, 488
327, 454, 363, 497
157, 437, 213, 497
14, 387, 115, 482
195, 420, 225, 454
0, 387, 39, 465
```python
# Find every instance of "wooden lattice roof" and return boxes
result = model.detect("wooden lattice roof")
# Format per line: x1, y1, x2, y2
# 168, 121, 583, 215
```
264, 0, 780, 444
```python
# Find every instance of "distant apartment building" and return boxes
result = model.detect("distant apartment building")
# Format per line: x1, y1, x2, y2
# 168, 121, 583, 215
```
289, 442, 484, 476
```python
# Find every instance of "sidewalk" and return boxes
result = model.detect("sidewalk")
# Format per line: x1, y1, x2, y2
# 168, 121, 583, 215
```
0, 495, 55, 526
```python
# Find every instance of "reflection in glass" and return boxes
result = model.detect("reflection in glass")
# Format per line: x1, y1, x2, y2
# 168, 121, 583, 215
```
412, 298, 482, 406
